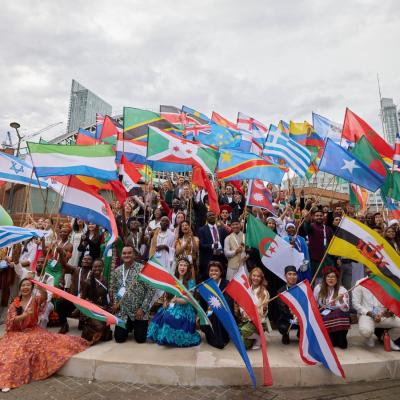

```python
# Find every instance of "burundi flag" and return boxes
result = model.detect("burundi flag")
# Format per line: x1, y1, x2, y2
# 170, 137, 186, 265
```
28, 142, 118, 181
146, 126, 219, 174
328, 216, 400, 292
245, 214, 304, 280
359, 274, 400, 318
138, 257, 210, 326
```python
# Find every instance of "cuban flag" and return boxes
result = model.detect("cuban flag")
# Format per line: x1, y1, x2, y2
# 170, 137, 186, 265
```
59, 177, 118, 255
278, 280, 345, 378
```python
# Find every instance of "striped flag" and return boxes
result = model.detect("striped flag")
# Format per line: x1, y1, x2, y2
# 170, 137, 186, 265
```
59, 177, 118, 255
394, 132, 400, 172
263, 125, 311, 177
0, 152, 48, 188
278, 280, 345, 378
95, 114, 105, 139
138, 257, 210, 326
0, 226, 47, 250
349, 183, 368, 211
32, 279, 125, 328
116, 135, 147, 164
120, 155, 142, 192
237, 112, 268, 146
28, 142, 118, 181
76, 128, 100, 145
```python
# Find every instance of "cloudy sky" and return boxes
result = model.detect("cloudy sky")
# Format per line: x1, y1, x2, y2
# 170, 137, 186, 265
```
0, 0, 399, 144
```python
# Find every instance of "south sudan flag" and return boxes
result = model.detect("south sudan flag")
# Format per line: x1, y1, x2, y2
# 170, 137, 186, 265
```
360, 275, 400, 317
328, 216, 400, 291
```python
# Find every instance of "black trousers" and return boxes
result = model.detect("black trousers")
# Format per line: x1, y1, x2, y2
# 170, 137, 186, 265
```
56, 299, 76, 324
114, 316, 148, 343
278, 319, 300, 337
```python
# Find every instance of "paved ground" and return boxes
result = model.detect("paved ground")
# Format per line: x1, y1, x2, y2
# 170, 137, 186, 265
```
1, 377, 399, 400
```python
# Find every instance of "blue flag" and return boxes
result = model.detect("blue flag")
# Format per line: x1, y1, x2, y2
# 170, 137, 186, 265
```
198, 123, 241, 149
312, 112, 342, 144
197, 279, 256, 387
318, 138, 385, 192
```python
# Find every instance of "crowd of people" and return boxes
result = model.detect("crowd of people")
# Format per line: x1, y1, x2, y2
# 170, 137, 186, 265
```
0, 176, 400, 391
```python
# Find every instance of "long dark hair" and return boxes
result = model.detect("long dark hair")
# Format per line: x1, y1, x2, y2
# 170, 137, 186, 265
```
15, 278, 34, 315
178, 220, 192, 239
174, 257, 192, 288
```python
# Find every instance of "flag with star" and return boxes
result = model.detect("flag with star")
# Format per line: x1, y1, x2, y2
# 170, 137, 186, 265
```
318, 138, 385, 192
245, 214, 304, 280
146, 126, 219, 174
0, 151, 48, 188
247, 179, 275, 214
197, 278, 257, 388
197, 123, 241, 149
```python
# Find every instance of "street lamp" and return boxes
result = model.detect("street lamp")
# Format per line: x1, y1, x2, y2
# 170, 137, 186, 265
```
9, 122, 22, 156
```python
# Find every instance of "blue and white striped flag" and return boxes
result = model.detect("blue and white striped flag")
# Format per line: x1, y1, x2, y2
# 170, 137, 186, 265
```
0, 226, 47, 250
263, 125, 311, 177
0, 152, 48, 188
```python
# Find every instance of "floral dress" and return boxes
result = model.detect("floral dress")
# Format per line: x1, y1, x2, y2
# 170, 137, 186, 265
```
147, 279, 201, 347
0, 296, 88, 389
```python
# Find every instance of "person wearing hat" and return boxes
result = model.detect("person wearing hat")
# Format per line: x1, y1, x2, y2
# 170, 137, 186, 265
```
224, 218, 247, 280
277, 266, 300, 344
313, 266, 350, 349
283, 222, 311, 282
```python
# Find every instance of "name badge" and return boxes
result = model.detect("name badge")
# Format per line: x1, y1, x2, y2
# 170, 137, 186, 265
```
117, 286, 126, 299
49, 259, 58, 269
321, 309, 331, 316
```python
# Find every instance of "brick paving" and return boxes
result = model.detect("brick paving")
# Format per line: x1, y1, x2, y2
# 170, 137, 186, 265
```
0, 377, 399, 400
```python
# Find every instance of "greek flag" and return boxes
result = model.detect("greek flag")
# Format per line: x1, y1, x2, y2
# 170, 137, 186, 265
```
263, 125, 311, 177
0, 226, 47, 250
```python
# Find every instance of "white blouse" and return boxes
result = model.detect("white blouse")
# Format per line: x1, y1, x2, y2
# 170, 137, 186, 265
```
313, 284, 349, 312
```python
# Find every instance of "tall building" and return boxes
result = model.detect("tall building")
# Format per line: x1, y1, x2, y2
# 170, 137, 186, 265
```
66, 79, 112, 134
381, 97, 399, 146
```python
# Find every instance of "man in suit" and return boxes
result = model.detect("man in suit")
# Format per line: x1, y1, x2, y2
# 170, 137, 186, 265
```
219, 184, 234, 205
198, 211, 228, 280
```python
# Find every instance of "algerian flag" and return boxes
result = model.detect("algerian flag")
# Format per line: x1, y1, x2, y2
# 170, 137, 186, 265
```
146, 126, 219, 174
245, 214, 304, 280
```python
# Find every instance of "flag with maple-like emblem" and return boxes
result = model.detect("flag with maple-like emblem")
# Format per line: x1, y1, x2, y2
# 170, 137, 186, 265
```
247, 180, 275, 214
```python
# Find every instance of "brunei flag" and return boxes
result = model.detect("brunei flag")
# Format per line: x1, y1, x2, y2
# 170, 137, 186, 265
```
328, 216, 400, 291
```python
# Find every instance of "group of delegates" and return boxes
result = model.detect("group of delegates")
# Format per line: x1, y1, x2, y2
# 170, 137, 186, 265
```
1, 178, 400, 392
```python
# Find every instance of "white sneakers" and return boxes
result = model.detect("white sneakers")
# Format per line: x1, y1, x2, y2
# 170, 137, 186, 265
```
390, 339, 400, 351
1, 388, 10, 393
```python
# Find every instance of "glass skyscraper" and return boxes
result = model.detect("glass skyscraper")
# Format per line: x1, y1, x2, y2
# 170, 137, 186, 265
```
381, 97, 399, 146
66, 79, 112, 133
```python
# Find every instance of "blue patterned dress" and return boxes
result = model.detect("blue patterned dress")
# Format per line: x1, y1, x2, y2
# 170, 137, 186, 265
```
147, 279, 201, 347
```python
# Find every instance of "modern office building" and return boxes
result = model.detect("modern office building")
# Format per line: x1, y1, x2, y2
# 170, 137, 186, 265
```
381, 97, 399, 146
66, 79, 112, 134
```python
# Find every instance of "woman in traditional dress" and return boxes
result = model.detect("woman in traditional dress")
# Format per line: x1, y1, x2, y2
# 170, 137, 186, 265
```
0, 278, 88, 392
147, 256, 201, 347
238, 267, 271, 349
175, 220, 199, 278
313, 266, 350, 349
80, 259, 112, 344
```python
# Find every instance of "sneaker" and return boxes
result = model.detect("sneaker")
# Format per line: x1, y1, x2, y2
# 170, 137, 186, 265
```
1, 388, 10, 393
251, 335, 261, 350
282, 333, 290, 345
366, 337, 375, 348
390, 339, 400, 351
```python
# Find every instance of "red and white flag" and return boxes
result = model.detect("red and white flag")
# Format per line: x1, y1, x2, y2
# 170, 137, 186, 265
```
120, 155, 142, 192
247, 180, 275, 214
225, 267, 273, 386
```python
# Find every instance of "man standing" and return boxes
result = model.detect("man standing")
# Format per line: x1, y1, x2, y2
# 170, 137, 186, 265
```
198, 211, 228, 280
224, 218, 247, 280
149, 216, 175, 272
112, 246, 154, 343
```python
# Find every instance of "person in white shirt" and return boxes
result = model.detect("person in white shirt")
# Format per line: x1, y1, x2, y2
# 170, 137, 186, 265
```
353, 271, 400, 350
224, 219, 248, 280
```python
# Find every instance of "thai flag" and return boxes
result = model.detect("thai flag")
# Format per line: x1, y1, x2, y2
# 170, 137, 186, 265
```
59, 177, 118, 255
278, 280, 345, 378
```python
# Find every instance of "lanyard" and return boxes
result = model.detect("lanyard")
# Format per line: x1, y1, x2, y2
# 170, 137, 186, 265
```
121, 265, 131, 287
323, 225, 327, 248
77, 269, 91, 296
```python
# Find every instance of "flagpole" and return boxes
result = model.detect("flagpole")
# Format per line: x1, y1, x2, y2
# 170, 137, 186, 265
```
22, 169, 35, 224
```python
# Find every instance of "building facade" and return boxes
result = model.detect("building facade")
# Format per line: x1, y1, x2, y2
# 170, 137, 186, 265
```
66, 79, 112, 134
381, 97, 399, 146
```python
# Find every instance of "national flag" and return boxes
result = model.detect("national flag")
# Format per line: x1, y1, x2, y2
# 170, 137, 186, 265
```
197, 278, 257, 387
95, 114, 105, 139
99, 115, 121, 144
0, 226, 46, 250
225, 267, 273, 386
123, 107, 177, 142
382, 196, 400, 220
0, 152, 48, 188
181, 105, 211, 125
342, 108, 394, 162
359, 275, 400, 318
59, 177, 118, 255
32, 279, 125, 328
146, 126, 219, 174
108, 180, 128, 205
263, 124, 311, 177
218, 149, 286, 185
211, 111, 237, 130
318, 138, 385, 192
198, 123, 241, 149
184, 123, 210, 138
245, 214, 304, 280
120, 155, 142, 192
349, 184, 368, 211
247, 180, 274, 213
328, 216, 400, 291
76, 128, 100, 145
160, 105, 186, 127
289, 121, 325, 150
192, 165, 220, 215
28, 142, 118, 181
138, 257, 210, 326
312, 112, 342, 144
278, 120, 289, 135
237, 112, 268, 145
116, 135, 147, 164
394, 133, 400, 172
278, 280, 345, 378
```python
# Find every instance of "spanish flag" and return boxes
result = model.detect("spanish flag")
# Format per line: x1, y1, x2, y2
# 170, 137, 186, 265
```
328, 217, 400, 291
